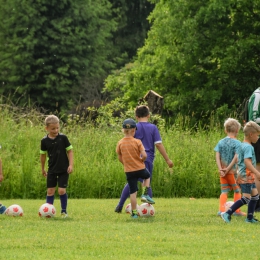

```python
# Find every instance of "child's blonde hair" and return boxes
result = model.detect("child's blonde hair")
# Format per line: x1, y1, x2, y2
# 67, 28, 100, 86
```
243, 121, 260, 136
45, 115, 59, 126
122, 128, 135, 134
224, 118, 241, 133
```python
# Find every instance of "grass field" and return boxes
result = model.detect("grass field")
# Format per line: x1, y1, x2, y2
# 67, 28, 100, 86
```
0, 198, 258, 259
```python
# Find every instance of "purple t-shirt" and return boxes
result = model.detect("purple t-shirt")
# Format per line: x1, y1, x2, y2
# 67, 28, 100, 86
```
134, 122, 162, 163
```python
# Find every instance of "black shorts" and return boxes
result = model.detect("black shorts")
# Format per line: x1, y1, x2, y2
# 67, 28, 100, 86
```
47, 171, 69, 188
125, 168, 150, 194
252, 138, 260, 163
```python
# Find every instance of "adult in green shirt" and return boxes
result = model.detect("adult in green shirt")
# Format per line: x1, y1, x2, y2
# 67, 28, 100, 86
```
248, 87, 260, 211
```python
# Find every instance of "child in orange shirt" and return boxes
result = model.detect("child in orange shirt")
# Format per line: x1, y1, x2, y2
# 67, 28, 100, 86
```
116, 118, 154, 218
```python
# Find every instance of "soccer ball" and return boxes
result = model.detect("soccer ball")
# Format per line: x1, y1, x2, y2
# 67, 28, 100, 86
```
5, 204, 23, 217
38, 203, 56, 218
139, 203, 155, 217
125, 203, 140, 215
225, 201, 234, 211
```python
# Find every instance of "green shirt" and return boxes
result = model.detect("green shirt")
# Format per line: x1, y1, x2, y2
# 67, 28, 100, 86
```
248, 87, 260, 124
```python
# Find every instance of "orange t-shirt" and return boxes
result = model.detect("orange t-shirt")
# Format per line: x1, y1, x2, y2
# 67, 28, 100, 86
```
116, 136, 145, 172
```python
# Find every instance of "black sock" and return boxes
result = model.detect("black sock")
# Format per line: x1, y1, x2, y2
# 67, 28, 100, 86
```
227, 198, 247, 215
248, 196, 258, 220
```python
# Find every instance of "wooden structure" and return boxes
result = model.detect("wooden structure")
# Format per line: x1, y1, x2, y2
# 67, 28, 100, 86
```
140, 90, 164, 115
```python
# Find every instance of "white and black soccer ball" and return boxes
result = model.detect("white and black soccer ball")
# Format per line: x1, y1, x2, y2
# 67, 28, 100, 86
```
139, 203, 155, 217
224, 201, 234, 211
125, 203, 141, 215
5, 204, 24, 217
38, 203, 56, 218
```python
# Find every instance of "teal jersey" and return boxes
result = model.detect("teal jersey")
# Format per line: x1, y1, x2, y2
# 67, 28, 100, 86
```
237, 142, 256, 184
214, 137, 241, 172
248, 88, 260, 124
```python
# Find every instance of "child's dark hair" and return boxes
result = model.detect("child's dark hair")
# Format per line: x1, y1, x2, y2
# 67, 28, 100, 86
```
135, 105, 150, 118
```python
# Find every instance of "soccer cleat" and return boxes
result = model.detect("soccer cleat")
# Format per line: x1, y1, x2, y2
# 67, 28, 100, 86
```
221, 212, 231, 223
245, 218, 259, 223
61, 212, 68, 218
233, 211, 246, 217
217, 211, 223, 216
141, 195, 155, 204
114, 205, 123, 213
131, 214, 138, 219
0, 204, 7, 214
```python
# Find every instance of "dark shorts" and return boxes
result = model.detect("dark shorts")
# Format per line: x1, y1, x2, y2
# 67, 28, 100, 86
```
252, 138, 260, 163
47, 171, 69, 188
138, 161, 153, 184
239, 183, 256, 194
126, 168, 150, 194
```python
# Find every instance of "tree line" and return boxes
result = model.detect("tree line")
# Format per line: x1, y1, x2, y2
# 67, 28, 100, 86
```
105, 0, 260, 123
0, 0, 154, 112
1, 0, 259, 123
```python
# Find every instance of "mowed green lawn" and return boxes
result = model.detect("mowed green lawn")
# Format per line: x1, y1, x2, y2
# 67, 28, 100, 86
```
0, 198, 258, 260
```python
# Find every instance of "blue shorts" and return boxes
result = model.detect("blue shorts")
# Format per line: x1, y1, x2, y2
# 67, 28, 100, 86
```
126, 168, 150, 194
239, 183, 256, 194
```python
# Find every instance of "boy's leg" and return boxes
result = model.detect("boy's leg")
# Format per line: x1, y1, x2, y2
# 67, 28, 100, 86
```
130, 192, 138, 218
219, 192, 228, 213
59, 188, 68, 215
233, 192, 246, 216
144, 161, 153, 198
115, 180, 143, 213
0, 203, 6, 214
141, 177, 155, 204
46, 172, 57, 205
247, 194, 259, 221
254, 164, 260, 211
221, 196, 248, 223
218, 175, 230, 214
246, 186, 259, 222
126, 173, 139, 218
226, 174, 247, 216
58, 173, 69, 218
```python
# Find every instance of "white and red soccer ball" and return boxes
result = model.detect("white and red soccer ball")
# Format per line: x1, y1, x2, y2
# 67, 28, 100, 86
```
224, 201, 234, 211
139, 203, 155, 217
5, 204, 24, 217
38, 203, 56, 218
125, 203, 140, 214
125, 202, 155, 217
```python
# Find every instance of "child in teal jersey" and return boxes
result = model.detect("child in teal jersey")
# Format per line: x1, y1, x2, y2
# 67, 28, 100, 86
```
214, 118, 245, 216
221, 121, 260, 223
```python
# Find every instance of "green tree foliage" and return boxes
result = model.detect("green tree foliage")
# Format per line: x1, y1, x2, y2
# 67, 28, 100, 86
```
0, 0, 116, 112
105, 0, 260, 122
109, 0, 154, 66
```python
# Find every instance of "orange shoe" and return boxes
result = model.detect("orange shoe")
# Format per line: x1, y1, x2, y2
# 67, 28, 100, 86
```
233, 211, 246, 216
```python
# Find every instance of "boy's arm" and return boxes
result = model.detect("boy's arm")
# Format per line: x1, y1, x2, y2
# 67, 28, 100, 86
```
224, 154, 238, 174
67, 149, 73, 174
40, 154, 47, 177
140, 150, 147, 162
0, 158, 3, 182
155, 143, 173, 168
215, 152, 225, 176
245, 158, 260, 180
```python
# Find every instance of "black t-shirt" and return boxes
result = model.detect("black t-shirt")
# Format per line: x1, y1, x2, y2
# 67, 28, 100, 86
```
41, 133, 72, 173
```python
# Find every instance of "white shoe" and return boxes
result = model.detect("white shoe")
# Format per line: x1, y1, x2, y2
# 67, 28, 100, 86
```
61, 212, 68, 218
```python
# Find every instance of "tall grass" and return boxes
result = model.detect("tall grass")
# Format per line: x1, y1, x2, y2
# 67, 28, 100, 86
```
0, 102, 241, 199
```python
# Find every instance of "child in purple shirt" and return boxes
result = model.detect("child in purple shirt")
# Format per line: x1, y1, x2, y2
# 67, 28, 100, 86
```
115, 105, 173, 213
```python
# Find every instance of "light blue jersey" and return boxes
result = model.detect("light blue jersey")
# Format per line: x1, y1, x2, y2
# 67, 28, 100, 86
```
214, 137, 241, 172
237, 142, 256, 184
